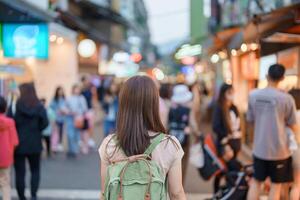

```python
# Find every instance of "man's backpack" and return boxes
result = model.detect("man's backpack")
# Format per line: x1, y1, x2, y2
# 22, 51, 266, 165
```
102, 133, 167, 200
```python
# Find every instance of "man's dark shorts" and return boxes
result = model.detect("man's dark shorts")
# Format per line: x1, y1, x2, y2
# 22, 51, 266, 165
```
253, 156, 293, 183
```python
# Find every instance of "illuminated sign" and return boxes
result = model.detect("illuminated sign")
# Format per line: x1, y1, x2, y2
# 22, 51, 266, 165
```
2, 23, 49, 59
175, 44, 202, 60
0, 24, 2, 51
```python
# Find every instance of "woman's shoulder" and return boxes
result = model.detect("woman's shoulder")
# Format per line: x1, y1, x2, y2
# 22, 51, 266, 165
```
158, 134, 183, 153
99, 134, 118, 154
99, 134, 124, 164
154, 134, 184, 170
100, 134, 117, 148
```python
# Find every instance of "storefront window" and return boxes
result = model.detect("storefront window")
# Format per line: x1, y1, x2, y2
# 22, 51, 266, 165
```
219, 0, 300, 29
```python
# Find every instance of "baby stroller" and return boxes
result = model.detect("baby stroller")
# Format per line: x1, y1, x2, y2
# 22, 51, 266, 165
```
197, 134, 253, 200
211, 165, 253, 200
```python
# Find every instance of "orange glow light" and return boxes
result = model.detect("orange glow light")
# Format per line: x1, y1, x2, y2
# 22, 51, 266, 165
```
131, 53, 143, 63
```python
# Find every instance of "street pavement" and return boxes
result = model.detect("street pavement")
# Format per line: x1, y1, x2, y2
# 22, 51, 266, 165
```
6, 119, 252, 200
6, 142, 259, 200
7, 130, 215, 200
8, 150, 213, 200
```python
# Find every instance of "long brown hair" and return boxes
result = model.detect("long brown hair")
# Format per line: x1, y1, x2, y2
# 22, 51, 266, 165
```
18, 83, 40, 107
116, 76, 166, 156
217, 83, 233, 134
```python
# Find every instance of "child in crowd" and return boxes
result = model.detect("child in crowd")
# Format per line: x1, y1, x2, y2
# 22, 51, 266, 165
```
0, 96, 19, 200
41, 98, 56, 158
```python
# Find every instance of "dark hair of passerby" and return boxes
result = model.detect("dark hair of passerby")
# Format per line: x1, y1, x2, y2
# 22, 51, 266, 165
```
116, 76, 166, 156
54, 86, 65, 102
18, 83, 40, 108
217, 83, 234, 133
268, 64, 285, 82
81, 76, 90, 88
81, 76, 87, 83
218, 83, 233, 107
0, 96, 7, 113
105, 83, 119, 96
40, 98, 46, 106
159, 83, 172, 99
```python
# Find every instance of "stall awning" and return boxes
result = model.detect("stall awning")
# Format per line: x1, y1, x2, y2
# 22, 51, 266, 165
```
202, 27, 241, 55
228, 3, 300, 52
262, 25, 300, 43
0, 0, 57, 23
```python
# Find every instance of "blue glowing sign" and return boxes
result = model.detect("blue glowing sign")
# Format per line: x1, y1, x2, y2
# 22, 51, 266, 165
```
181, 66, 194, 75
2, 23, 49, 59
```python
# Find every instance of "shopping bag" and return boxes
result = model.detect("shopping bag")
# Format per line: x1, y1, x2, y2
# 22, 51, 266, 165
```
198, 134, 226, 180
189, 142, 204, 168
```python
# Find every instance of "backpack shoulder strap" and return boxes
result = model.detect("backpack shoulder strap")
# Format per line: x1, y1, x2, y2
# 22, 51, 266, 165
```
144, 133, 165, 156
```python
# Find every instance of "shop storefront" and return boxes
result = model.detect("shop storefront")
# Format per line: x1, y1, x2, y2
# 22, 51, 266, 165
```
202, 3, 300, 148
231, 4, 300, 148
0, 22, 79, 102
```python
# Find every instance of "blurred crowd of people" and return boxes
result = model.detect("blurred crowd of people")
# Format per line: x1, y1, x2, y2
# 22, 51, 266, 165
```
0, 73, 212, 199
0, 75, 123, 200
0, 63, 299, 200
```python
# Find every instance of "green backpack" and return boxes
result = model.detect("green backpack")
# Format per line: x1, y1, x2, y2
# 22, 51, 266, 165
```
103, 133, 167, 200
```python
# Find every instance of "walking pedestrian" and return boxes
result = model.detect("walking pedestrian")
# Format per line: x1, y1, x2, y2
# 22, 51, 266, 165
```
8, 83, 48, 200
247, 64, 298, 200
65, 84, 88, 157
41, 99, 56, 158
212, 83, 241, 159
212, 83, 241, 193
159, 83, 172, 129
50, 86, 66, 152
0, 96, 19, 200
80, 76, 96, 149
289, 89, 300, 200
190, 83, 202, 134
102, 82, 118, 137
99, 76, 186, 200
168, 84, 193, 183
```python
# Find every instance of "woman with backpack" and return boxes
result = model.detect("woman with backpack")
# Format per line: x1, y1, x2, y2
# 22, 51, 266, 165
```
99, 76, 186, 200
